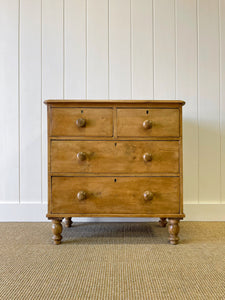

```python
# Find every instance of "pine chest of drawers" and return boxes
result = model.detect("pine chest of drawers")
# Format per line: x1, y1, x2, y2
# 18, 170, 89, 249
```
44, 100, 185, 245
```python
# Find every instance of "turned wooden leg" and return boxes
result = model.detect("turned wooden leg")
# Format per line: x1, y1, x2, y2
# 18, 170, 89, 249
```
159, 218, 167, 227
51, 218, 63, 245
65, 217, 72, 228
168, 218, 180, 245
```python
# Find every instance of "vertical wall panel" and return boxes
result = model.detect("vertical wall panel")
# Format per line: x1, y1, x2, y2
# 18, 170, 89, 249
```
20, 0, 41, 203
0, 0, 19, 203
132, 0, 153, 99
64, 0, 86, 99
109, 0, 131, 99
198, 0, 220, 203
220, 0, 225, 203
42, 0, 63, 203
176, 0, 198, 204
87, 0, 108, 99
154, 0, 176, 99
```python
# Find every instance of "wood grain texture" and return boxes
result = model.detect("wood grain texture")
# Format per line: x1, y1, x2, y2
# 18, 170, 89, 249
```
51, 140, 179, 174
0, 0, 19, 203
198, 0, 220, 203
168, 218, 180, 245
44, 100, 185, 105
51, 218, 63, 244
179, 106, 184, 214
117, 108, 180, 137
50, 108, 113, 137
45, 100, 184, 243
20, 0, 42, 203
51, 176, 180, 215
220, 0, 225, 204
47, 213, 185, 219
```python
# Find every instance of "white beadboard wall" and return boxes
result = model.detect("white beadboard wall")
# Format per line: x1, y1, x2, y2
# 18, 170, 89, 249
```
0, 0, 225, 221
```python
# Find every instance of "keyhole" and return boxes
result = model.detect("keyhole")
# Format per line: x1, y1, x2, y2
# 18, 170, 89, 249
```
114, 178, 117, 183
146, 110, 149, 115
81, 110, 83, 114
115, 143, 117, 147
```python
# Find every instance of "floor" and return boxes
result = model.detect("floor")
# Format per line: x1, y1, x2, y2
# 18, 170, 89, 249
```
0, 221, 225, 299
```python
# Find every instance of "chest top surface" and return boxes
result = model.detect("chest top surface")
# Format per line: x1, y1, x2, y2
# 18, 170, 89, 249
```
44, 99, 185, 105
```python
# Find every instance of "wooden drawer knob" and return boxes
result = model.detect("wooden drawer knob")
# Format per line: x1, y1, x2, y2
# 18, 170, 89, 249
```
143, 120, 152, 129
143, 153, 152, 162
77, 191, 87, 201
77, 152, 87, 161
76, 118, 86, 128
143, 191, 154, 201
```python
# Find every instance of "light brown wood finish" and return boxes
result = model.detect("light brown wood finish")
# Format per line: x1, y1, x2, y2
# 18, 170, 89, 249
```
51, 176, 180, 214
51, 108, 113, 137
117, 108, 180, 137
45, 100, 185, 245
64, 217, 72, 228
159, 218, 167, 227
51, 218, 63, 245
44, 100, 185, 104
168, 218, 180, 245
51, 140, 179, 174
47, 213, 185, 218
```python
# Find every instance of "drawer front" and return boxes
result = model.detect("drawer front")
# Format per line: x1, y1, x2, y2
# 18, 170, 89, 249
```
50, 108, 113, 137
51, 177, 180, 214
51, 140, 179, 174
117, 108, 180, 137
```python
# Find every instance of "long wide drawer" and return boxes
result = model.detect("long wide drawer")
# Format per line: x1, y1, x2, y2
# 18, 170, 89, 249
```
117, 108, 180, 137
50, 108, 113, 137
51, 177, 180, 214
51, 140, 179, 174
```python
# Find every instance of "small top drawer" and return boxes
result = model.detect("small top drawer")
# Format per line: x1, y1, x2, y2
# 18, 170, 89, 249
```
117, 108, 180, 137
50, 108, 113, 137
